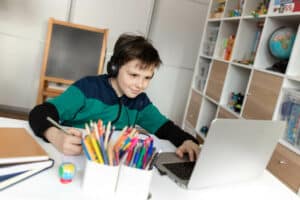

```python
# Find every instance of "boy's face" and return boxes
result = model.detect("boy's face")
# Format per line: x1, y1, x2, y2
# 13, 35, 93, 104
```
112, 59, 155, 98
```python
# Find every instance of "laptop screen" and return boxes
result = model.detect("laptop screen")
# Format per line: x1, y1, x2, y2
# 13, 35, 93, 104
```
155, 119, 285, 190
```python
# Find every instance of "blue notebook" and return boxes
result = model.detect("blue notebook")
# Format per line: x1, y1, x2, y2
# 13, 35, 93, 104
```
0, 159, 54, 191
0, 171, 28, 182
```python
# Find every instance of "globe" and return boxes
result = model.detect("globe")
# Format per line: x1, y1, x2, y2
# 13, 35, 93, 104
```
268, 27, 296, 60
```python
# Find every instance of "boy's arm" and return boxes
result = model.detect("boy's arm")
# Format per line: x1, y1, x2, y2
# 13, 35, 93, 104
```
29, 84, 86, 142
155, 120, 199, 147
136, 100, 199, 147
29, 103, 83, 155
29, 102, 59, 142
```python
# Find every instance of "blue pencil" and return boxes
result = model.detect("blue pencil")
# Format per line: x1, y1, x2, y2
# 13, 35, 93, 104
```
81, 141, 91, 160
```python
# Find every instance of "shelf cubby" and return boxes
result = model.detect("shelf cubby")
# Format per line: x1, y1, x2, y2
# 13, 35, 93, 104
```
232, 18, 265, 66
274, 86, 300, 153
273, 79, 300, 121
254, 16, 299, 73
205, 60, 229, 103
224, 0, 245, 18
243, 0, 270, 17
196, 98, 218, 139
209, 0, 226, 19
202, 22, 221, 57
193, 57, 211, 92
201, 21, 220, 57
214, 20, 239, 61
220, 64, 251, 114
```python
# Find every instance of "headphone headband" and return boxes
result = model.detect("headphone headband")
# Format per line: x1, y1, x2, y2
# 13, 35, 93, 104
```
107, 34, 156, 77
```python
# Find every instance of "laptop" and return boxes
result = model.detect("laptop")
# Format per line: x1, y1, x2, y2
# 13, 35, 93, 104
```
155, 119, 286, 189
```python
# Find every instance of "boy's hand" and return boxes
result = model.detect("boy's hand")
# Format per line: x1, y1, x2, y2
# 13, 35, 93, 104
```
176, 140, 200, 161
45, 127, 82, 155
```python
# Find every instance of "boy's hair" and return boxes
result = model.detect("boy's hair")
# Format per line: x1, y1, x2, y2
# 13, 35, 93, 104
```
107, 33, 162, 77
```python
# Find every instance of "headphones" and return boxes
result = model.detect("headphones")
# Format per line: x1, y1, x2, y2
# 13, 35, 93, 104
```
107, 35, 147, 77
107, 40, 131, 77
107, 56, 119, 77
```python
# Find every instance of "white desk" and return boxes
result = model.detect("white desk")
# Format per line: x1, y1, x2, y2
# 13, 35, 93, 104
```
0, 117, 299, 200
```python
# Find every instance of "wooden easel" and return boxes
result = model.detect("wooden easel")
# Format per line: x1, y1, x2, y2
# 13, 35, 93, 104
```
36, 18, 108, 104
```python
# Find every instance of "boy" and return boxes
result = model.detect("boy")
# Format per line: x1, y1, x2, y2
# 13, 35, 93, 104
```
29, 34, 199, 161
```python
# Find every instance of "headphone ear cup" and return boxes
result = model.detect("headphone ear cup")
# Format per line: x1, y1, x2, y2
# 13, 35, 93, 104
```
110, 65, 119, 77
107, 62, 118, 77
107, 60, 119, 77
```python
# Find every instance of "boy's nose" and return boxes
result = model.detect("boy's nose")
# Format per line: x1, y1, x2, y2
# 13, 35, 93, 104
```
136, 78, 146, 89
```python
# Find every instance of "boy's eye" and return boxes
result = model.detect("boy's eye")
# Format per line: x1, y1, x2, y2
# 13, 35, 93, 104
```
130, 74, 138, 77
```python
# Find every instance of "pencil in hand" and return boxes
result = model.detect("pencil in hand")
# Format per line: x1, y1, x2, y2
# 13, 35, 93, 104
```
46, 116, 71, 135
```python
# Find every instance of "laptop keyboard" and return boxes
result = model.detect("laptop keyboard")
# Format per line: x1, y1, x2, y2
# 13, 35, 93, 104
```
163, 161, 195, 180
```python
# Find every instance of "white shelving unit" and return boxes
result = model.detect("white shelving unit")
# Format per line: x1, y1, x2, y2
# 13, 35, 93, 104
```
183, 0, 300, 192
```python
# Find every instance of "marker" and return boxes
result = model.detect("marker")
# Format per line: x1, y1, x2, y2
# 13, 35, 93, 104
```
137, 145, 146, 169
46, 116, 71, 135
143, 141, 153, 169
132, 144, 142, 168
125, 147, 134, 166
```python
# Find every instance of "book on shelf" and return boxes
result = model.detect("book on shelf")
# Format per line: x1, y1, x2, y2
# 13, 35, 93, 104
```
249, 22, 264, 63
272, 0, 295, 13
0, 128, 54, 191
286, 103, 300, 146
203, 26, 219, 56
294, 0, 300, 11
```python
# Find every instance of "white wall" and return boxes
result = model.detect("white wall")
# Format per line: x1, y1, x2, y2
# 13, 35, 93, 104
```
0, 0, 70, 111
70, 0, 155, 53
0, 0, 208, 125
147, 0, 208, 124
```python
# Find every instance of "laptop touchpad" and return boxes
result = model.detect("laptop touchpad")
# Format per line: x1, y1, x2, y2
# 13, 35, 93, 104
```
163, 161, 195, 180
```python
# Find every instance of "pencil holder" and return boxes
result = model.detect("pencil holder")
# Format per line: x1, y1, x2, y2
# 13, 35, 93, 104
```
81, 160, 119, 199
115, 165, 153, 200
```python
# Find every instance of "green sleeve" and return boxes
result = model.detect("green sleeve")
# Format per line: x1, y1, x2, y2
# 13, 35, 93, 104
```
136, 103, 168, 134
47, 86, 85, 121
